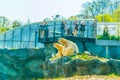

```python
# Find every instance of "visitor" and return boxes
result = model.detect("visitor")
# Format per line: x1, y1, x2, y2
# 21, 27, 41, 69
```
73, 20, 79, 36
39, 22, 46, 38
80, 21, 86, 37
60, 20, 66, 37
44, 22, 49, 41
68, 27, 73, 36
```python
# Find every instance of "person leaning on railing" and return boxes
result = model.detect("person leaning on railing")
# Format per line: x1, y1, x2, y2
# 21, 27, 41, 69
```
44, 22, 49, 40
39, 21, 49, 39
80, 21, 86, 37
73, 20, 79, 36
39, 22, 46, 38
60, 20, 66, 37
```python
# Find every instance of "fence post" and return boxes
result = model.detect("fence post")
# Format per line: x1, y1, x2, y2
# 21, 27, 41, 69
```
20, 27, 23, 48
4, 33, 6, 48
29, 25, 31, 48
35, 31, 38, 48
12, 30, 14, 48
86, 21, 89, 38
53, 21, 56, 42
105, 46, 109, 58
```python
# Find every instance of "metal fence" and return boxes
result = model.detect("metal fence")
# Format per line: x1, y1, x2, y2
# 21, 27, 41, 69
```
0, 19, 97, 49
0, 23, 44, 49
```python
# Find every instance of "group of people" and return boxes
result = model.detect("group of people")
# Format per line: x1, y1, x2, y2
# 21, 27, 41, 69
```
60, 20, 86, 37
39, 20, 87, 39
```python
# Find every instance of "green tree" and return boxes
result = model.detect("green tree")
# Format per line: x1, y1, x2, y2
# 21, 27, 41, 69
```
68, 16, 78, 20
95, 14, 113, 22
0, 16, 10, 28
52, 14, 66, 21
81, 0, 120, 18
103, 26, 110, 40
113, 8, 120, 22
43, 18, 51, 22
12, 20, 22, 28
0, 27, 9, 33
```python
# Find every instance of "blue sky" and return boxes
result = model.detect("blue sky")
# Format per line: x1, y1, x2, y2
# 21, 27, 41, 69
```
0, 0, 92, 23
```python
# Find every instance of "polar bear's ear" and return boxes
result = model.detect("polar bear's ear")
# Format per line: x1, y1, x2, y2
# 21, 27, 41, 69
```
53, 43, 57, 47
59, 38, 63, 41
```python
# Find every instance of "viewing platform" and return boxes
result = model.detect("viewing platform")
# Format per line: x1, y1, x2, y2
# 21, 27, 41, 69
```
38, 19, 96, 43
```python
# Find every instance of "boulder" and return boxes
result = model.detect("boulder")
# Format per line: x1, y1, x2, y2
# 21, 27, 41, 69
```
44, 55, 120, 78
109, 59, 120, 75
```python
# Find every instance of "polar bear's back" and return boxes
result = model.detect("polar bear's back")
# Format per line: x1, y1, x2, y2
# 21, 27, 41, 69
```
67, 41, 79, 53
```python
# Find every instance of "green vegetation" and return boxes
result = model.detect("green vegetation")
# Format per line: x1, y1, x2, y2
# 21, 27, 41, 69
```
50, 53, 107, 62
68, 16, 79, 20
95, 14, 113, 22
70, 54, 107, 61
97, 35, 120, 40
0, 27, 9, 33
12, 20, 22, 28
0, 16, 23, 33
108, 73, 119, 77
113, 8, 120, 22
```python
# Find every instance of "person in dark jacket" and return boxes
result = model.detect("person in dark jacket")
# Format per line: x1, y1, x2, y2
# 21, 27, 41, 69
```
60, 20, 66, 37
44, 22, 49, 40
73, 20, 79, 36
80, 21, 86, 37
39, 22, 46, 38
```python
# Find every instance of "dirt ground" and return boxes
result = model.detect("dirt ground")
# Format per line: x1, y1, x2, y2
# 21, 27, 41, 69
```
45, 75, 120, 80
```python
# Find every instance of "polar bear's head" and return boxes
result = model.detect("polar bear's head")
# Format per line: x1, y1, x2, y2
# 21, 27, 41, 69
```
58, 38, 68, 45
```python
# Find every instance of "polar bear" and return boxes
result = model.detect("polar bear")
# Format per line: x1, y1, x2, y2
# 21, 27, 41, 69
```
58, 38, 79, 56
53, 43, 64, 58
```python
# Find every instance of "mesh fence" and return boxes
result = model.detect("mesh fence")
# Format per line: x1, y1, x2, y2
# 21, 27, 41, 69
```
0, 19, 96, 49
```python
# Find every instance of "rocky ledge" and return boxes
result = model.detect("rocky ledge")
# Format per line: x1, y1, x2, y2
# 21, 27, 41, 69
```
0, 49, 120, 79
44, 54, 120, 78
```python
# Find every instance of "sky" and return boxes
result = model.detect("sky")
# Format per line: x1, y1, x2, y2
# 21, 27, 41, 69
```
0, 0, 92, 23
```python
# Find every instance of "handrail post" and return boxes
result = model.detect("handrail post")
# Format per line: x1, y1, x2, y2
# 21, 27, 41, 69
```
53, 21, 56, 42
87, 21, 89, 38
35, 31, 38, 48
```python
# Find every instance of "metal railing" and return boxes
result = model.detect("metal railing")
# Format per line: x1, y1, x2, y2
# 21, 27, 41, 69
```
0, 19, 97, 49
38, 20, 97, 43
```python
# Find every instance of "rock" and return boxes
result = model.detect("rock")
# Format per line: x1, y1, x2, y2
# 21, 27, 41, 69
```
0, 47, 120, 79
44, 43, 56, 57
43, 57, 74, 78
0, 49, 45, 79
109, 59, 120, 75
0, 63, 19, 77
84, 51, 91, 56
25, 60, 44, 73
43, 56, 120, 78
75, 59, 99, 75
92, 60, 111, 75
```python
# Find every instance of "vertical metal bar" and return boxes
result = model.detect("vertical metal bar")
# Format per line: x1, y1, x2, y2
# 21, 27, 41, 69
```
29, 25, 31, 48
87, 20, 89, 38
34, 31, 38, 48
4, 33, 6, 48
53, 21, 56, 42
12, 30, 14, 48
117, 46, 119, 58
70, 21, 73, 36
20, 27, 22, 48
106, 46, 108, 58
